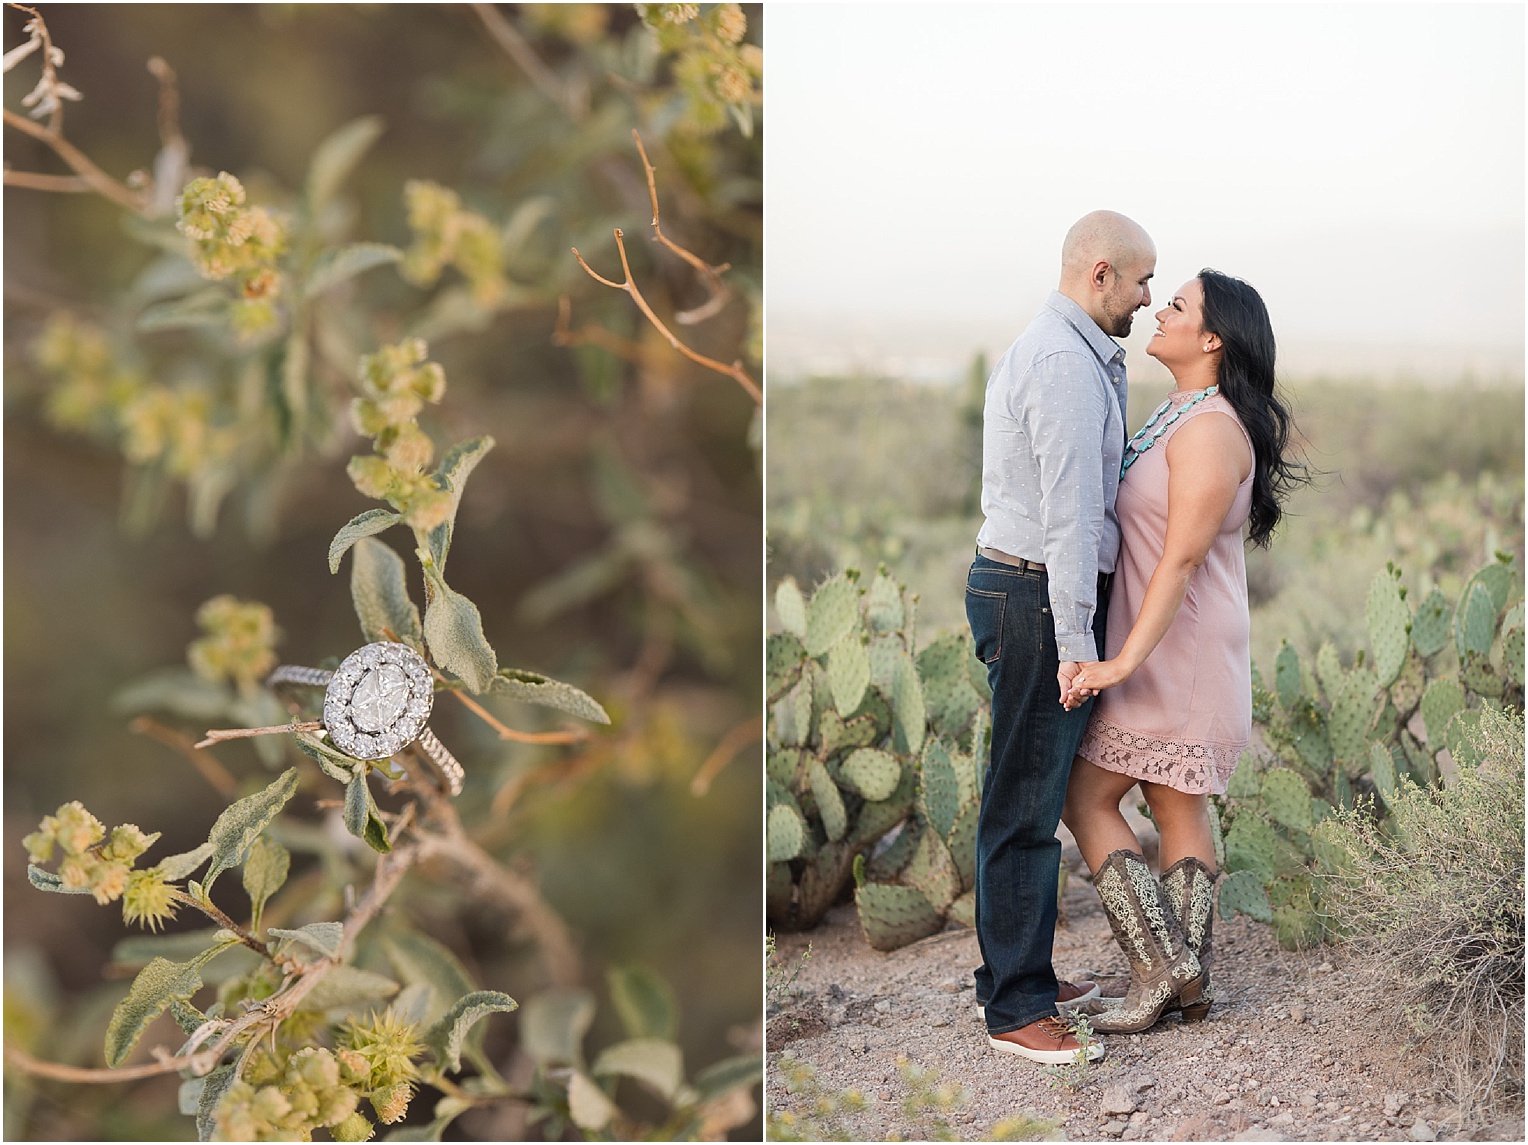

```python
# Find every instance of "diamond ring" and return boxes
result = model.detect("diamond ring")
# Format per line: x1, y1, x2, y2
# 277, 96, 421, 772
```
268, 641, 464, 795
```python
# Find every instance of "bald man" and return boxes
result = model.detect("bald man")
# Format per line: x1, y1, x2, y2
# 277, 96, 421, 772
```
964, 210, 1155, 1064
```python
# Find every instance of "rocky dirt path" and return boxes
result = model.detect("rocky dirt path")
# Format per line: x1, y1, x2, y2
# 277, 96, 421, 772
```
766, 818, 1523, 1143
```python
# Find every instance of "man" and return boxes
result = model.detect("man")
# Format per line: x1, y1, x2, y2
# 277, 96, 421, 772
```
965, 210, 1155, 1064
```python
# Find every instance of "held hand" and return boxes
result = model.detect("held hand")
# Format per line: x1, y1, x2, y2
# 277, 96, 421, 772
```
1063, 658, 1133, 710
1057, 660, 1093, 706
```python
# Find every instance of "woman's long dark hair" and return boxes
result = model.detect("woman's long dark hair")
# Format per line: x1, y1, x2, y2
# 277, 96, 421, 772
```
1198, 269, 1307, 547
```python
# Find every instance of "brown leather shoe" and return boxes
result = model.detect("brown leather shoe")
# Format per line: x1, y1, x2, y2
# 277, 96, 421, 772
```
977, 978, 1099, 1021
988, 1015, 1105, 1064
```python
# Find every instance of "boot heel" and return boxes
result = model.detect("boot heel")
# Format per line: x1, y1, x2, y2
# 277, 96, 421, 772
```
1180, 1000, 1211, 1022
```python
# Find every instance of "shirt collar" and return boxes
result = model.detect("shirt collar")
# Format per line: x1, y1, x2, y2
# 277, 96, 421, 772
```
1045, 291, 1126, 369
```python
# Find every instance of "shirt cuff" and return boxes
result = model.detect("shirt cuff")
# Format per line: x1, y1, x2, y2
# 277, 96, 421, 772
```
1054, 628, 1099, 663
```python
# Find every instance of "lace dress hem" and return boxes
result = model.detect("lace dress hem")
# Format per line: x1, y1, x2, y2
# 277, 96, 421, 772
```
1077, 716, 1244, 795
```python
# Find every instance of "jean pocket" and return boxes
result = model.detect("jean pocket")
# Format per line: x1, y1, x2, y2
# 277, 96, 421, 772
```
965, 585, 1006, 663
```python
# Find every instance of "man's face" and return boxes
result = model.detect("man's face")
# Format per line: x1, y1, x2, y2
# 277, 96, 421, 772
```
1098, 256, 1155, 337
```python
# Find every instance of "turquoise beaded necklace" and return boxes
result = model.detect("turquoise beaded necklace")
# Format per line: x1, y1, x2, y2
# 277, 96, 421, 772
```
1120, 385, 1219, 478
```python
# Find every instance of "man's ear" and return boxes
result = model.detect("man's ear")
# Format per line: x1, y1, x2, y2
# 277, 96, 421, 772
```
1091, 260, 1111, 291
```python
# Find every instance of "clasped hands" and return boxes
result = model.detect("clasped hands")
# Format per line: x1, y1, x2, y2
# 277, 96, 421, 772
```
1057, 658, 1131, 710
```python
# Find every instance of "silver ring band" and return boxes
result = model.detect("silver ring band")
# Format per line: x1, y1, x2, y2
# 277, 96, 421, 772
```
268, 643, 464, 796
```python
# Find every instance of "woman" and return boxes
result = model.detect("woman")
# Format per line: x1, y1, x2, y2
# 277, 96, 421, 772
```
1058, 269, 1305, 1034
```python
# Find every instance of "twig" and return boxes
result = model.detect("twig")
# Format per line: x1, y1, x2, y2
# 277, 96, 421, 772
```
129, 716, 240, 801
631, 130, 732, 325
167, 890, 269, 958
552, 293, 649, 363
4, 1043, 205, 1085
2, 107, 145, 213
3, 168, 89, 191
571, 232, 760, 405
690, 714, 762, 797
471, 3, 583, 120
195, 721, 322, 749
448, 687, 589, 745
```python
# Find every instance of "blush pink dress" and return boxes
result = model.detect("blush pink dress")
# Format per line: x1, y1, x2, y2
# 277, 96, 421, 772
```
1077, 391, 1254, 795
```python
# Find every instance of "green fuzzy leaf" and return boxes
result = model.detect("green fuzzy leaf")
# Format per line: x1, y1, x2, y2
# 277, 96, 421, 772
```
351, 537, 423, 647
423, 577, 498, 693
487, 669, 609, 724
294, 730, 358, 784
105, 943, 234, 1066
195, 1065, 238, 1143
426, 990, 518, 1073
774, 578, 807, 639
268, 921, 344, 960
202, 769, 299, 896
807, 758, 848, 842
302, 242, 401, 300
568, 1070, 618, 1132
27, 865, 92, 894
826, 636, 871, 716
519, 986, 596, 1067
329, 508, 405, 573
608, 964, 678, 1043
296, 964, 399, 1011
692, 1053, 764, 1102
804, 574, 858, 658
344, 770, 392, 853
425, 435, 495, 575
593, 1037, 685, 1102
384, 930, 478, 1033
767, 804, 806, 862
242, 835, 289, 932
137, 287, 228, 332
305, 114, 385, 209
113, 667, 235, 723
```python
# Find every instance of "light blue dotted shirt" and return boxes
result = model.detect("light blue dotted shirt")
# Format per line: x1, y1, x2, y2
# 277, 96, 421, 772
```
974, 291, 1128, 662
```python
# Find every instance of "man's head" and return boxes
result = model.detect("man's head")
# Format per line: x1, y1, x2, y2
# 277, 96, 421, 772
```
1058, 211, 1156, 338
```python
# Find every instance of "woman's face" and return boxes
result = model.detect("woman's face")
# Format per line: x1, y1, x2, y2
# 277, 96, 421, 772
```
1145, 277, 1219, 368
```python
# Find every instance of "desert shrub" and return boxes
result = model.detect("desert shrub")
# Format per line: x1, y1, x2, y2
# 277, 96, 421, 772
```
1311, 706, 1525, 1116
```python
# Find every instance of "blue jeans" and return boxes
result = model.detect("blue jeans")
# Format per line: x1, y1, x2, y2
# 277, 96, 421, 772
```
964, 553, 1107, 1034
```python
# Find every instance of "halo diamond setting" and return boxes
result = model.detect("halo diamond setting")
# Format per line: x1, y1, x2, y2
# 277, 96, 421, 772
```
322, 642, 434, 761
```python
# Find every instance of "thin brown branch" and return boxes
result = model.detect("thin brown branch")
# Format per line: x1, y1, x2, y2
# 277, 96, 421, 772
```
129, 716, 239, 801
195, 720, 322, 749
145, 56, 183, 152
690, 714, 763, 797
552, 293, 649, 363
631, 130, 732, 325
3, 168, 90, 192
167, 889, 269, 958
4, 1043, 203, 1084
571, 231, 760, 404
2, 107, 145, 213
448, 687, 589, 745
472, 3, 583, 120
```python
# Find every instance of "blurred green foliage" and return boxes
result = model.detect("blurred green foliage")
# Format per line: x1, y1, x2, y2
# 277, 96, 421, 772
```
5, 4, 761, 1139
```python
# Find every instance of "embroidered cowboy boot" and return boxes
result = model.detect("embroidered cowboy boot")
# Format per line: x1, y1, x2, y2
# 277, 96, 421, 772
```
1159, 855, 1217, 1022
1081, 849, 1203, 1034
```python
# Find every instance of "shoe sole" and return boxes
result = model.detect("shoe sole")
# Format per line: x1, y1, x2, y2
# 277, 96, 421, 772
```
977, 982, 1101, 1023
987, 1034, 1106, 1064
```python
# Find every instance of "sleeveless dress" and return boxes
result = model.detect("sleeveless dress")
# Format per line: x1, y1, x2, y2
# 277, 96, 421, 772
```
1076, 391, 1254, 795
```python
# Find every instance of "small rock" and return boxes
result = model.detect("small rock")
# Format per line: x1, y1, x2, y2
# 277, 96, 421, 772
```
1233, 1131, 1286, 1142
1120, 1124, 1145, 1141
1131, 1074, 1157, 1093
827, 983, 846, 1002
1298, 1093, 1318, 1109
937, 981, 961, 994
929, 1017, 950, 1028
825, 1005, 849, 1027
874, 999, 892, 1014
1228, 1098, 1245, 1112
1317, 961, 1334, 972
1384, 1092, 1410, 1117
877, 1089, 892, 1102
1270, 1112, 1296, 1128
1099, 1120, 1128, 1138
1101, 1085, 1138, 1116
1409, 1120, 1436, 1141
1212, 1091, 1232, 1106
1289, 1004, 1306, 1024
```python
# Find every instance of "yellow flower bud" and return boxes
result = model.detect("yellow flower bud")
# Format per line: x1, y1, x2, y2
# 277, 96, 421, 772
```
369, 1081, 413, 1125
53, 801, 105, 854
91, 861, 131, 905
123, 869, 179, 931
331, 1110, 375, 1141
348, 455, 396, 500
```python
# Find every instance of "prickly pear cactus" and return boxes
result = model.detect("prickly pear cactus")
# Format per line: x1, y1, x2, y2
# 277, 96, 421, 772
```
767, 567, 990, 940
1225, 554, 1524, 949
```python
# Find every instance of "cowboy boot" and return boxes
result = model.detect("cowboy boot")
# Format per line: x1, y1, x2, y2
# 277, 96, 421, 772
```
1160, 856, 1217, 1022
1081, 849, 1203, 1034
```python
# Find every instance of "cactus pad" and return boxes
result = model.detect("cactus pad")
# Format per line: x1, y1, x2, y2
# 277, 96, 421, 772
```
849, 686, 894, 742
1224, 752, 1263, 799
1224, 812, 1279, 883
804, 573, 860, 657
767, 804, 807, 862
766, 748, 799, 787
853, 764, 917, 848
775, 577, 808, 639
1289, 701, 1333, 775
1410, 587, 1452, 658
891, 652, 927, 756
1420, 678, 1466, 748
766, 860, 793, 920
1445, 708, 1485, 768
951, 749, 979, 808
946, 802, 979, 892
946, 890, 976, 929
855, 881, 944, 951
867, 633, 903, 692
806, 758, 848, 843
918, 632, 981, 738
842, 748, 901, 801
1365, 569, 1410, 686
1503, 625, 1524, 687
1461, 653, 1504, 701
864, 571, 905, 632
866, 820, 921, 882
818, 709, 878, 759
826, 634, 871, 716
1315, 642, 1344, 700
1259, 768, 1315, 832
1216, 868, 1272, 923
919, 739, 960, 839
1368, 741, 1398, 805
904, 829, 962, 913
1329, 668, 1380, 762
1468, 559, 1514, 613
772, 675, 812, 748
1387, 648, 1426, 715
1399, 729, 1434, 785
1274, 642, 1303, 710
767, 631, 807, 699
1455, 581, 1497, 660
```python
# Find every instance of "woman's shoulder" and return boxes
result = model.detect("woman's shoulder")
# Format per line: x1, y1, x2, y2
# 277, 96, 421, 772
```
1168, 396, 1255, 474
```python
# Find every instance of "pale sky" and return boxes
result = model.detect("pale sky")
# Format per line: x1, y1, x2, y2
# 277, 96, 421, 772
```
766, 2, 1526, 380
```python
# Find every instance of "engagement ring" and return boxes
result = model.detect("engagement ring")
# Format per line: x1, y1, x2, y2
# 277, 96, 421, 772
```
268, 642, 464, 795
